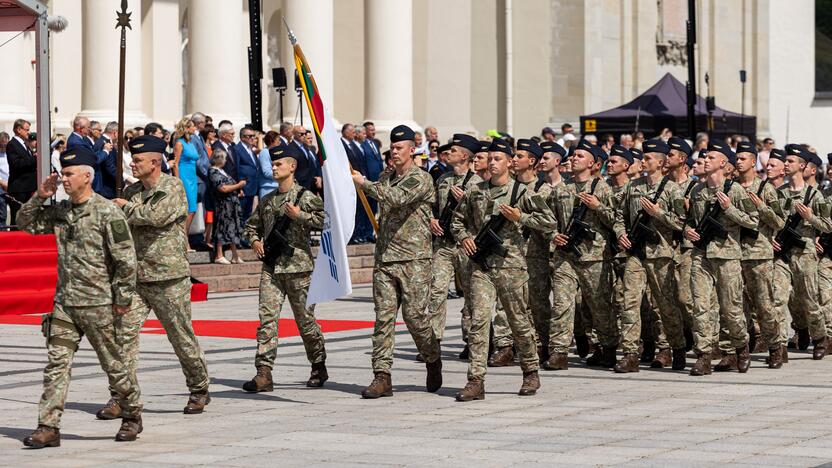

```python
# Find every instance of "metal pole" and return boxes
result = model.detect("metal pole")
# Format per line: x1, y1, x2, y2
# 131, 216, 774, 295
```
115, 0, 131, 195
33, 4, 50, 187
740, 70, 746, 136
247, 0, 263, 131
686, 0, 697, 139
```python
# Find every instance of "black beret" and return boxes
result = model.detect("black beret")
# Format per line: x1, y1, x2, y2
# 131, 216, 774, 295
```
60, 146, 97, 168
668, 136, 692, 156
437, 143, 452, 153
769, 148, 786, 162
574, 139, 602, 161
477, 140, 490, 153
630, 148, 644, 160
488, 138, 513, 156
784, 144, 820, 166
269, 143, 298, 161
642, 139, 670, 155
609, 144, 633, 165
809, 152, 823, 168
735, 140, 757, 156
516, 139, 543, 159
828, 153, 832, 166
129, 135, 167, 154
540, 141, 566, 158
686, 155, 695, 168
390, 124, 415, 143
450, 133, 480, 154
707, 139, 736, 166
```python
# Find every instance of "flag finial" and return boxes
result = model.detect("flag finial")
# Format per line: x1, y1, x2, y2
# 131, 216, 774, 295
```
283, 17, 297, 45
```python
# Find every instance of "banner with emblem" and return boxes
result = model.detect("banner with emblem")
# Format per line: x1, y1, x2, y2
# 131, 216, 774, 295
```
286, 25, 356, 306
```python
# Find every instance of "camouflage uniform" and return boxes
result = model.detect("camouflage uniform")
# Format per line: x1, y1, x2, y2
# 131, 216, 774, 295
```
427, 170, 481, 341
362, 165, 440, 373
673, 178, 698, 333
17, 194, 141, 429
687, 181, 759, 355
244, 182, 326, 368
548, 177, 618, 355
613, 176, 686, 354
771, 185, 832, 342
120, 174, 209, 393
819, 187, 832, 338
451, 179, 555, 380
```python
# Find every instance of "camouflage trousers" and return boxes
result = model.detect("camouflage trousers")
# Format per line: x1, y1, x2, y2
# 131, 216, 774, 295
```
371, 259, 439, 373
689, 253, 747, 355
121, 277, 209, 393
673, 248, 694, 330
40, 303, 141, 428
468, 266, 538, 380
527, 255, 553, 350
620, 256, 685, 354
642, 291, 668, 348
256, 269, 326, 368
549, 257, 616, 354
818, 256, 832, 337
772, 253, 827, 341
427, 242, 472, 341
737, 259, 781, 349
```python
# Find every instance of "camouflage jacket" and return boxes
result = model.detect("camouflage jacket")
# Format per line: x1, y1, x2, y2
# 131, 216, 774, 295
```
121, 174, 190, 282
613, 176, 685, 259
244, 181, 324, 273
738, 178, 784, 261
550, 176, 617, 262
17, 194, 136, 307
432, 170, 482, 249
687, 180, 759, 260
523, 177, 564, 259
362, 165, 434, 263
607, 179, 629, 259
677, 177, 699, 250
451, 178, 556, 269
776, 184, 832, 256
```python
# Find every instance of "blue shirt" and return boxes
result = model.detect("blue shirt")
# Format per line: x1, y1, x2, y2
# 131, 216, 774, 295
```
257, 148, 278, 198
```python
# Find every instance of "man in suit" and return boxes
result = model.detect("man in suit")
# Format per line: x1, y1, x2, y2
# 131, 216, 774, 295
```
6, 119, 37, 223
361, 126, 384, 184
292, 125, 320, 192
278, 122, 293, 145
0, 132, 9, 226
235, 125, 260, 227
341, 123, 373, 243
213, 122, 238, 180
92, 121, 118, 198
66, 116, 93, 151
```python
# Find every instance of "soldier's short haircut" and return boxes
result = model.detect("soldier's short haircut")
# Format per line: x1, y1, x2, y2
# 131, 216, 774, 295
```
75, 165, 95, 178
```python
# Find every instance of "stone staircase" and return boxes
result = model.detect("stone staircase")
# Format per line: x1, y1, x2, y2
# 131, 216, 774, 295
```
188, 244, 376, 293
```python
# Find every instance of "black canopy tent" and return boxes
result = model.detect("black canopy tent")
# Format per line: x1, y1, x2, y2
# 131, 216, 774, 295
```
579, 73, 756, 141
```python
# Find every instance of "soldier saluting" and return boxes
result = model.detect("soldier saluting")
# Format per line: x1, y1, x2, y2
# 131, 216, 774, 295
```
19, 146, 142, 447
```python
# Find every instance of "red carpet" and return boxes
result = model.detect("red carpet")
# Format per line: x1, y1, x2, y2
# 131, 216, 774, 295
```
0, 231, 207, 316
0, 314, 376, 339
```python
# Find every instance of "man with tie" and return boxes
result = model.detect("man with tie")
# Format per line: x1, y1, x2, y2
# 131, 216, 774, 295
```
235, 125, 260, 226
212, 122, 238, 181
292, 125, 321, 192
6, 119, 37, 223
342, 123, 373, 243
93, 121, 119, 199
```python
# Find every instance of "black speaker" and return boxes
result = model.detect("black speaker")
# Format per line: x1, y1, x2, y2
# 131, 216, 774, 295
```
739, 69, 747, 83
273, 67, 287, 90
706, 96, 716, 113
294, 69, 302, 92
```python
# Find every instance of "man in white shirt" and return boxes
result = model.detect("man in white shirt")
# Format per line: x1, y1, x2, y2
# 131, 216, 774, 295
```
0, 132, 9, 225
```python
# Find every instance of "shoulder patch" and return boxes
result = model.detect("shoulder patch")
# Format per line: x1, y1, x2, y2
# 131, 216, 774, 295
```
149, 190, 167, 206
741, 198, 757, 213
673, 198, 686, 216
110, 219, 131, 243
402, 176, 422, 190
820, 202, 831, 219
771, 200, 783, 217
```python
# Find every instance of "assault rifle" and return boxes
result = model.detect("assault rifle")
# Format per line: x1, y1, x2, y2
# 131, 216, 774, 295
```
469, 182, 524, 271
819, 232, 832, 260
626, 177, 668, 260
261, 188, 306, 268
437, 172, 473, 241
556, 178, 599, 258
740, 179, 768, 242
673, 179, 697, 244
691, 180, 733, 250
774, 186, 815, 263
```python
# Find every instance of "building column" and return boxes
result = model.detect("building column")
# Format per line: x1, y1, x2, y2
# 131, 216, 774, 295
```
143, 0, 183, 126
187, 0, 247, 125
363, 0, 418, 132
79, 0, 147, 126
0, 32, 34, 130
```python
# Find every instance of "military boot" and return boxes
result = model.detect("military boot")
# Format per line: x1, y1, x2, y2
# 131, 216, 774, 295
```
650, 348, 672, 368
671, 348, 687, 370
96, 397, 122, 420
768, 347, 783, 369
415, 353, 425, 362
361, 372, 392, 399
537, 345, 549, 364
640, 340, 656, 363
455, 379, 485, 402
787, 333, 798, 349
600, 346, 618, 368
518, 371, 540, 396
781, 345, 789, 363
711, 348, 724, 360
689, 354, 712, 376
586, 346, 605, 367
184, 391, 211, 414
242, 366, 274, 392
714, 353, 737, 372
22, 425, 60, 448
543, 353, 568, 371
488, 346, 514, 367
813, 337, 827, 360
684, 328, 695, 352
306, 361, 329, 388
752, 334, 767, 353
575, 335, 590, 358
115, 415, 143, 442
458, 344, 470, 360
425, 357, 443, 393
613, 353, 640, 373
736, 345, 751, 373
798, 328, 811, 350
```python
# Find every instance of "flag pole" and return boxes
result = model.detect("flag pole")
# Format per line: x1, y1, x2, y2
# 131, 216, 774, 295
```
284, 19, 378, 234
115, 0, 131, 196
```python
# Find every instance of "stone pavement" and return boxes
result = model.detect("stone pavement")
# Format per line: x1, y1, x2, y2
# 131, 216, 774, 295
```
2, 286, 832, 467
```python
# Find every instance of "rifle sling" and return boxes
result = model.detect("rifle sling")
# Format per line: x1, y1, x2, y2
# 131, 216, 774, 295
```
266, 187, 307, 242
440, 171, 474, 214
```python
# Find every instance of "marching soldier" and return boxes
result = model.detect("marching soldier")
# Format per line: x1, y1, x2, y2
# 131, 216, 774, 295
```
613, 140, 686, 372
604, 145, 633, 361
427, 134, 482, 358
351, 125, 442, 398
242, 143, 328, 391
113, 135, 211, 415
19, 146, 142, 447
452, 138, 555, 400
818, 153, 832, 351
628, 148, 644, 179
683, 141, 759, 376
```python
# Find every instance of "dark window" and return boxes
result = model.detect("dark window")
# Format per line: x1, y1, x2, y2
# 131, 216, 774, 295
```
817, 0, 832, 97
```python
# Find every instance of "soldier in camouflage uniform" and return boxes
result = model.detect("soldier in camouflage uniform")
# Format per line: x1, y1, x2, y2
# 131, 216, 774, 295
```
427, 134, 482, 357
771, 145, 831, 361
549, 139, 618, 369
613, 140, 687, 373
452, 138, 555, 400
683, 141, 759, 376
242, 144, 327, 391
112, 136, 211, 415
351, 125, 442, 398
818, 153, 832, 350
604, 145, 632, 359
19, 146, 142, 447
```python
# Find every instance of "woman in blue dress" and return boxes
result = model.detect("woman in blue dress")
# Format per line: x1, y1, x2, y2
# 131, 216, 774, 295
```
172, 117, 199, 251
